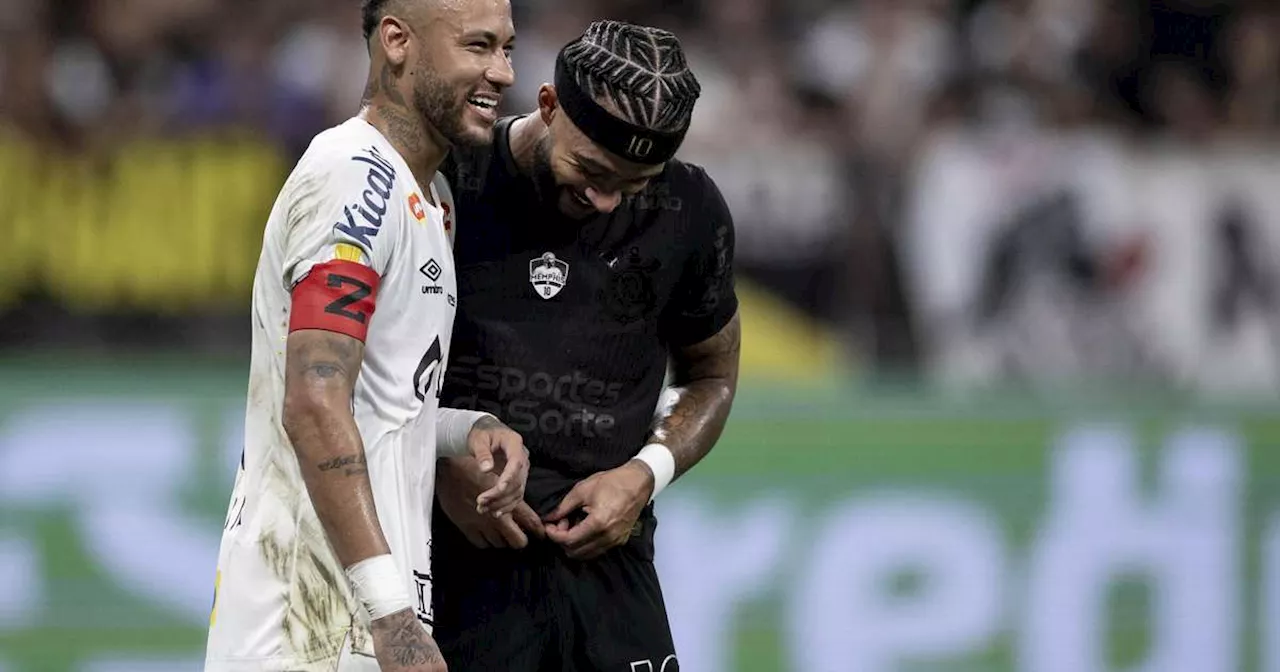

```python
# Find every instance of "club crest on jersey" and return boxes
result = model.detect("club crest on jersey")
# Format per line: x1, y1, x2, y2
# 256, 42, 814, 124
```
530, 252, 569, 299
408, 193, 426, 222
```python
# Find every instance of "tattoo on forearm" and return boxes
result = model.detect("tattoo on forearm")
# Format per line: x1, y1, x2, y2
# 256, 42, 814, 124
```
291, 332, 361, 385
374, 609, 443, 666
654, 383, 732, 475
662, 387, 704, 434
652, 314, 741, 476
316, 453, 368, 476
282, 330, 387, 568
303, 362, 343, 379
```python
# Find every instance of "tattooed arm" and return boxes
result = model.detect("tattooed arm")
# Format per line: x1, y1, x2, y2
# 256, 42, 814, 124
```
281, 329, 388, 567
650, 310, 742, 478
543, 313, 741, 560
283, 329, 444, 669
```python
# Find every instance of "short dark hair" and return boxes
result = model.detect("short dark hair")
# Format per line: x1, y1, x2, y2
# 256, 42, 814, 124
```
361, 0, 393, 41
559, 20, 702, 134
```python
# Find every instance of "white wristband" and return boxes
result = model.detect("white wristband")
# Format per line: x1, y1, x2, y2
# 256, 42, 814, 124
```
436, 409, 498, 458
344, 554, 412, 621
634, 443, 676, 502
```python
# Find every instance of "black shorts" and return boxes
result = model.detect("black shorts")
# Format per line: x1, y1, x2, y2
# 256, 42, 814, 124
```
430, 502, 679, 672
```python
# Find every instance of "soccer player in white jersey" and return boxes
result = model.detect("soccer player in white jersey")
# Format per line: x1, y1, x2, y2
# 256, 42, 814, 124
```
204, 1, 519, 671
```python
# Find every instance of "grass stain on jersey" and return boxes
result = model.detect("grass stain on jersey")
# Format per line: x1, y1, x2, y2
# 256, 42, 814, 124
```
255, 452, 356, 664
294, 553, 346, 659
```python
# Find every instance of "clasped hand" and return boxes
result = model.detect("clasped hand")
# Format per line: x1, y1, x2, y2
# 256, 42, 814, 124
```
437, 456, 654, 560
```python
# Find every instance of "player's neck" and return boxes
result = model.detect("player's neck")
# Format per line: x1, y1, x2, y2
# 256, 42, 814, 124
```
507, 113, 547, 179
360, 101, 448, 196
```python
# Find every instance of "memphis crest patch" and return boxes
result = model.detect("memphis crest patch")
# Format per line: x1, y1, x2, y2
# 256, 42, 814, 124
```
530, 252, 569, 299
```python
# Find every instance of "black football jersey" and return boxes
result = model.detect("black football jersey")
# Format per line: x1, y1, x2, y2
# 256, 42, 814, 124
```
440, 117, 738, 513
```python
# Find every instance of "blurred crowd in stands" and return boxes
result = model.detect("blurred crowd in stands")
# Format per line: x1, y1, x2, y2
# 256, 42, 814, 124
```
2, 0, 1279, 393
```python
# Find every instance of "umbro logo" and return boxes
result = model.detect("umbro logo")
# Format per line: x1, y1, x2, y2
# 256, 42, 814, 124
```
420, 259, 444, 295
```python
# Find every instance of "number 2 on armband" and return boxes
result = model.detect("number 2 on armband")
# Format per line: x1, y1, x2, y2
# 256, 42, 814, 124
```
323, 273, 373, 324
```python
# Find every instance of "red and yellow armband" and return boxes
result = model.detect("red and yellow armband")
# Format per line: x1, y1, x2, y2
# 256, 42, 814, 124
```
289, 260, 381, 342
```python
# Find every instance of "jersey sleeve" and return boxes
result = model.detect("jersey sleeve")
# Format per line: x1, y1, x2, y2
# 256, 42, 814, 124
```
282, 143, 404, 285
660, 168, 740, 347
282, 143, 406, 340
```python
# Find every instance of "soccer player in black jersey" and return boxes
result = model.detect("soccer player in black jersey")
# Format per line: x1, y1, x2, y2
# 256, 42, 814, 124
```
429, 19, 741, 672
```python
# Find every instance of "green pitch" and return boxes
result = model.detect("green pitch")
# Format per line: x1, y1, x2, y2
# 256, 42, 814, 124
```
0, 361, 1275, 671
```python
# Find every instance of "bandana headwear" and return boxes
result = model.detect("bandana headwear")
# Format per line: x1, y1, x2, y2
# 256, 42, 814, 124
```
553, 48, 688, 166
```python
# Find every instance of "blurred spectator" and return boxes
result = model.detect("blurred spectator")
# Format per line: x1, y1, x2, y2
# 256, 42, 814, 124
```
4, 0, 1280, 395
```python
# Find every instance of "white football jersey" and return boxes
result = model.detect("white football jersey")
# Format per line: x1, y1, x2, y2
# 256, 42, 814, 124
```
206, 117, 462, 671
